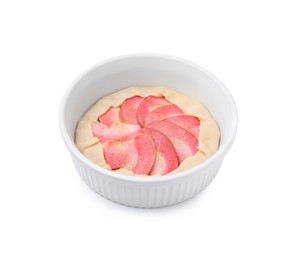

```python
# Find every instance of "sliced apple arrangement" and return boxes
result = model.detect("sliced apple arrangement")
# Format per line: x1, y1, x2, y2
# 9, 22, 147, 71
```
92, 96, 200, 176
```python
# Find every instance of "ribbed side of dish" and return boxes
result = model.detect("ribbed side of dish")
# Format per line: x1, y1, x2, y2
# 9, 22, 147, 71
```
72, 154, 222, 208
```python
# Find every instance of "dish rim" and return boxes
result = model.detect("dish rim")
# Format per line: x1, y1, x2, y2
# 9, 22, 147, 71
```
59, 53, 238, 183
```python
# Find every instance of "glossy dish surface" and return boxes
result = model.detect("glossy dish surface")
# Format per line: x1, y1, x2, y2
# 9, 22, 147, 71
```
59, 54, 238, 208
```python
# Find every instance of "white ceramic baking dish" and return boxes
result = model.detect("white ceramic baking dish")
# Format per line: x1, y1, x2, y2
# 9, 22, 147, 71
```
59, 54, 238, 208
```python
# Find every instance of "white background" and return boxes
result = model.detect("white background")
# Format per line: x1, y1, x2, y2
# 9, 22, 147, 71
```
1, 0, 289, 259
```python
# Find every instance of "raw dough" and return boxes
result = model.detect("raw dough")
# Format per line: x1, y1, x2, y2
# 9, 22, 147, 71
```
75, 86, 220, 177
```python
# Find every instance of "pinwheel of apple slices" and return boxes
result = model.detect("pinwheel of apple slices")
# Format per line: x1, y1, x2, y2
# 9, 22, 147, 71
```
75, 87, 220, 177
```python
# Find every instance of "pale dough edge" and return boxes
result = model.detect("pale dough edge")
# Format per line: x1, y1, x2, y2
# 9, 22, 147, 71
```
75, 86, 220, 176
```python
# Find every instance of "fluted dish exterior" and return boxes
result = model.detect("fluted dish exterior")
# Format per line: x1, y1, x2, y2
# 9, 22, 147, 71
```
59, 54, 238, 208
71, 153, 222, 208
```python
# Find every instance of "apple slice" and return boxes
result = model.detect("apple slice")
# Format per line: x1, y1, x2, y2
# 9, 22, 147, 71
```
133, 134, 156, 175
148, 121, 198, 163
92, 122, 140, 143
103, 134, 155, 175
144, 104, 184, 126
103, 140, 137, 170
120, 96, 144, 125
141, 128, 178, 175
137, 96, 171, 126
98, 107, 121, 126
164, 115, 200, 138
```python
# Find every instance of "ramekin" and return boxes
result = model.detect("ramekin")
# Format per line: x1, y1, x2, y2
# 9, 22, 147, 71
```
59, 54, 238, 208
